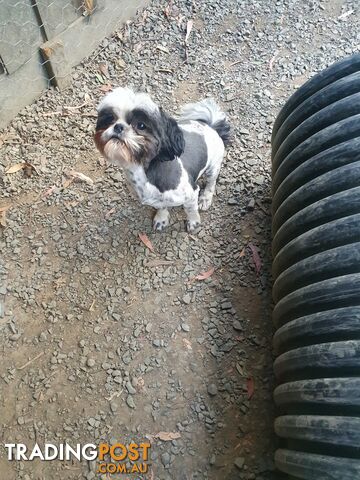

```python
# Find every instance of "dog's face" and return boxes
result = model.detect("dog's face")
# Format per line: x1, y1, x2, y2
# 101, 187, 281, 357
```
94, 87, 185, 168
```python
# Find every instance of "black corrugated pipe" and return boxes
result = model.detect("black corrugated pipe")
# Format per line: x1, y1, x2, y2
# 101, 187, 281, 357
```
271, 54, 360, 479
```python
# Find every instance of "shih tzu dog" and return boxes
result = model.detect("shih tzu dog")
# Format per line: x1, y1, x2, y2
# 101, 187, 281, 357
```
94, 87, 230, 232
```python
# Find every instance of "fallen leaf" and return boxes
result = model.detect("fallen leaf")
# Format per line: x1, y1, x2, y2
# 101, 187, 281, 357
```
42, 185, 57, 198
0, 205, 10, 227
99, 62, 109, 78
156, 45, 169, 54
105, 207, 116, 218
99, 84, 112, 93
66, 170, 94, 185
139, 233, 155, 253
5, 163, 26, 174
62, 177, 74, 189
182, 338, 192, 350
83, 0, 94, 15
248, 243, 262, 275
190, 267, 215, 282
154, 431, 181, 442
116, 58, 126, 69
239, 248, 246, 258
95, 72, 105, 84
185, 19, 194, 44
247, 377, 255, 399
236, 362, 245, 376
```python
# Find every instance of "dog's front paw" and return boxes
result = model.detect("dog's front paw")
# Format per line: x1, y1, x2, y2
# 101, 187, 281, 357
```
153, 209, 170, 232
186, 212, 201, 233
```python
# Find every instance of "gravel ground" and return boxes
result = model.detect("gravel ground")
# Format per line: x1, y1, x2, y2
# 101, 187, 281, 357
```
0, 0, 359, 479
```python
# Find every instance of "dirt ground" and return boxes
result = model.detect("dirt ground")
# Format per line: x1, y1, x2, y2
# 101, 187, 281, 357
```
0, 0, 359, 479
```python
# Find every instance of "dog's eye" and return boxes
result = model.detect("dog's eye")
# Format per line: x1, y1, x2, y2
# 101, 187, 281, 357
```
96, 112, 115, 130
137, 122, 146, 130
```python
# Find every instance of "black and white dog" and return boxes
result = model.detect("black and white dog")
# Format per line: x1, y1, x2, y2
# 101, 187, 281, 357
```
95, 88, 230, 232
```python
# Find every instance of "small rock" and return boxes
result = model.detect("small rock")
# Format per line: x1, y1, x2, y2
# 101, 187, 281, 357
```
207, 384, 218, 396
182, 294, 191, 305
232, 320, 243, 331
161, 451, 171, 467
181, 323, 190, 332
17, 416, 25, 425
221, 301, 232, 310
88, 417, 96, 427
126, 395, 136, 409
87, 358, 95, 368
234, 457, 245, 470
126, 381, 136, 395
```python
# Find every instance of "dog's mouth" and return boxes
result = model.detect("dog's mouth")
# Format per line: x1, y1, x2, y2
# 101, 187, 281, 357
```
110, 134, 124, 142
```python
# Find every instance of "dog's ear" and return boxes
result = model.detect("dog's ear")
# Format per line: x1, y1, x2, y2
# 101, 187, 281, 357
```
158, 108, 185, 160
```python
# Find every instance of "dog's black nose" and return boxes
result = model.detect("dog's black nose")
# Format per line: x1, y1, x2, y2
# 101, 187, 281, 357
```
113, 123, 124, 134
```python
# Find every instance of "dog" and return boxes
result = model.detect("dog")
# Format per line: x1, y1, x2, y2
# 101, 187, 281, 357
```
94, 87, 230, 232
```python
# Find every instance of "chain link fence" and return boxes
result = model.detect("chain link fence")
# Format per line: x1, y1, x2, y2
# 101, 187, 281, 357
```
0, 0, 147, 128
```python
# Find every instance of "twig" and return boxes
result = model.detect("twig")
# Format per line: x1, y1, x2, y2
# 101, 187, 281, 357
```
63, 101, 90, 110
18, 352, 44, 370
184, 19, 193, 63
269, 51, 278, 71
41, 111, 97, 118
88, 299, 96, 312
157, 68, 174, 74
229, 60, 241, 67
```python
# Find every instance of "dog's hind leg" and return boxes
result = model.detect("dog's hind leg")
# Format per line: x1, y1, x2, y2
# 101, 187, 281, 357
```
198, 157, 223, 211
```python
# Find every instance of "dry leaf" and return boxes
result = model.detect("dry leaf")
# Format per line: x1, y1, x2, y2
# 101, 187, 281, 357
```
139, 233, 155, 253
66, 170, 94, 185
191, 267, 215, 282
236, 362, 245, 376
182, 338, 192, 350
42, 185, 57, 198
248, 243, 262, 275
62, 178, 74, 189
0, 213, 5, 227
105, 207, 116, 218
0, 205, 10, 227
156, 45, 169, 54
247, 377, 255, 399
185, 19, 194, 44
100, 84, 112, 93
5, 163, 26, 174
239, 248, 246, 258
116, 58, 126, 69
155, 431, 181, 442
99, 62, 109, 78
83, 0, 94, 15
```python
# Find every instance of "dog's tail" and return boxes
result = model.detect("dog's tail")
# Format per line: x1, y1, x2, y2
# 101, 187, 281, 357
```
178, 98, 231, 146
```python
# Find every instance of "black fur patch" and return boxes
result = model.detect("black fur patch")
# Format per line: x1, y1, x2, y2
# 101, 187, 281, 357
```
180, 130, 208, 188
146, 157, 181, 193
96, 107, 116, 130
